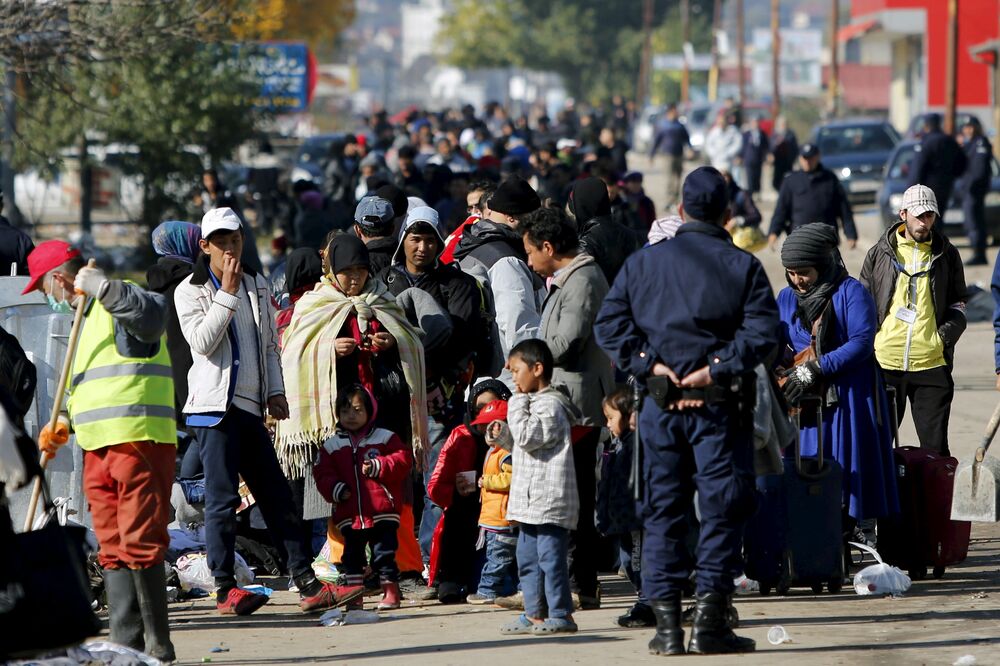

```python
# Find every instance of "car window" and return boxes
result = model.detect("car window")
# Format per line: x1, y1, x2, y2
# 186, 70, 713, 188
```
888, 146, 917, 180
689, 108, 709, 125
296, 137, 335, 164
817, 125, 897, 155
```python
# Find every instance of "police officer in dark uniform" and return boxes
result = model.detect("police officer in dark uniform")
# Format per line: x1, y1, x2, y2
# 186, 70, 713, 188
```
958, 118, 993, 265
595, 167, 779, 656
768, 143, 858, 251
909, 112, 967, 235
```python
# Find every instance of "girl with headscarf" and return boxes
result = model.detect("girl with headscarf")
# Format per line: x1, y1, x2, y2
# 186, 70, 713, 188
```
776, 223, 899, 541
147, 221, 202, 419
276, 248, 323, 346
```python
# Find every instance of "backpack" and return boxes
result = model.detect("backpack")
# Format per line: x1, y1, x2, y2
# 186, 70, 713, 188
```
0, 325, 36, 422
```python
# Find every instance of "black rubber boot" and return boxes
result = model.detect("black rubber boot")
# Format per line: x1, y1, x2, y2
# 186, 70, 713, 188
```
648, 596, 685, 656
688, 592, 755, 654
131, 566, 176, 663
103, 568, 143, 651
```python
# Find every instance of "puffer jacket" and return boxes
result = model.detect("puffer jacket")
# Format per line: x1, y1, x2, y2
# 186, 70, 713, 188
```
570, 177, 640, 284
479, 445, 513, 530
859, 223, 967, 362
313, 424, 413, 531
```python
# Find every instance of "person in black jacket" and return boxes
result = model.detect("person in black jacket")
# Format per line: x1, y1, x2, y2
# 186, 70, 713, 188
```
0, 190, 33, 276
909, 113, 967, 231
958, 118, 993, 265
353, 195, 398, 276
768, 143, 857, 250
146, 221, 202, 416
738, 117, 769, 195
569, 177, 641, 284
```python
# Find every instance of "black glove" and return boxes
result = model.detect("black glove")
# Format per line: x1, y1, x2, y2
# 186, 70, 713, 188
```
782, 360, 822, 405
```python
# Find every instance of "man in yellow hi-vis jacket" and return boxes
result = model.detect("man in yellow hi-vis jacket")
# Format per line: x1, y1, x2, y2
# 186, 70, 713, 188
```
25, 240, 176, 662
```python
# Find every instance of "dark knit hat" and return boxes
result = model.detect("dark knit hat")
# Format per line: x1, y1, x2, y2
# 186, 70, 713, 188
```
326, 233, 370, 274
681, 167, 729, 222
780, 222, 840, 269
489, 176, 541, 216
375, 184, 408, 220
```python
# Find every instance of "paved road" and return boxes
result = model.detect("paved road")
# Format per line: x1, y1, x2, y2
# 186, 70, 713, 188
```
162, 156, 1000, 665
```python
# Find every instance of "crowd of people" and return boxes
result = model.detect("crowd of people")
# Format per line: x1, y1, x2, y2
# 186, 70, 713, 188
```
0, 98, 991, 661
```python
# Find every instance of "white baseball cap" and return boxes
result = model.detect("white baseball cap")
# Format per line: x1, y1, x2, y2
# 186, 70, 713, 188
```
201, 207, 242, 238
900, 184, 939, 218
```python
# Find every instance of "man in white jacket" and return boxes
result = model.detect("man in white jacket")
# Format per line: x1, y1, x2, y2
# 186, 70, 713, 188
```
175, 208, 363, 617
704, 112, 743, 175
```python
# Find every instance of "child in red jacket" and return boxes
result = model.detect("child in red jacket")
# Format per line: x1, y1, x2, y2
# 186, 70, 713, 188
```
313, 384, 413, 610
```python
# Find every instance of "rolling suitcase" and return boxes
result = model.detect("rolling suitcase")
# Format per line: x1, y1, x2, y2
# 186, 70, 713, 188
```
744, 401, 844, 594
877, 387, 971, 579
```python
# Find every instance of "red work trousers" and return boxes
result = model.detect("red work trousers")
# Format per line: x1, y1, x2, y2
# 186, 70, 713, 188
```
83, 441, 175, 569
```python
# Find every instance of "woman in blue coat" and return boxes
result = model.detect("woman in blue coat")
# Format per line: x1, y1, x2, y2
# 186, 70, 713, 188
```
776, 224, 899, 538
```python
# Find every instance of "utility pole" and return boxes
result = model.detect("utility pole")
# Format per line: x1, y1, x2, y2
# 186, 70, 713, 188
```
771, 0, 781, 120
829, 0, 840, 117
944, 0, 958, 134
709, 0, 722, 102
737, 0, 746, 105
637, 0, 654, 107
682, 0, 691, 104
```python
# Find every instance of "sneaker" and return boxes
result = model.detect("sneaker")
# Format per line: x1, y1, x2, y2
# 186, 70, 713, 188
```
299, 581, 365, 613
217, 587, 269, 616
616, 602, 656, 628
733, 574, 759, 596
494, 591, 524, 610
408, 584, 439, 601
467, 593, 496, 605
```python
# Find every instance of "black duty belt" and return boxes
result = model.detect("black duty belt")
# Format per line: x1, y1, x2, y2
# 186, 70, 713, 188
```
646, 375, 753, 410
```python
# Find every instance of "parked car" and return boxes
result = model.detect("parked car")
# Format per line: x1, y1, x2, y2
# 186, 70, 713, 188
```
905, 112, 981, 140
878, 139, 1000, 237
290, 132, 347, 185
632, 104, 665, 154
810, 119, 899, 202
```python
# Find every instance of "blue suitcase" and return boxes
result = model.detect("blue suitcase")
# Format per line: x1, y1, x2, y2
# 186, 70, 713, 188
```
745, 402, 845, 594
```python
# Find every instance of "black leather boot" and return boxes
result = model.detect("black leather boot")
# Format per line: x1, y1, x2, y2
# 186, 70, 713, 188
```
103, 568, 143, 651
648, 596, 685, 656
132, 566, 176, 663
688, 592, 755, 654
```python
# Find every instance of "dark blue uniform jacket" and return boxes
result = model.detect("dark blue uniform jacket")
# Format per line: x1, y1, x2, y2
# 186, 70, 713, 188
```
594, 221, 780, 382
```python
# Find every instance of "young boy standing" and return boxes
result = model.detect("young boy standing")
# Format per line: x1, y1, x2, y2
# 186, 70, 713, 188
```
175, 207, 361, 616
500, 339, 579, 635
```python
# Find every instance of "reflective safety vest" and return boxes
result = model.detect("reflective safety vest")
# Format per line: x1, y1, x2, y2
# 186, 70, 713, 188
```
67, 295, 177, 450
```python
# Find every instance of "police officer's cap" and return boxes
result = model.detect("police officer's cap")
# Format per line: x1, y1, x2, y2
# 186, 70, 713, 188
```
799, 143, 819, 158
681, 166, 729, 222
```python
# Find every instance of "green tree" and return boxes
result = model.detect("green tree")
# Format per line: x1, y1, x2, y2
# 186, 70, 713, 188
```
437, 0, 676, 104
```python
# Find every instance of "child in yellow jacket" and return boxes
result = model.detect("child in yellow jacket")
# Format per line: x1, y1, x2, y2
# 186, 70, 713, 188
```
466, 399, 518, 604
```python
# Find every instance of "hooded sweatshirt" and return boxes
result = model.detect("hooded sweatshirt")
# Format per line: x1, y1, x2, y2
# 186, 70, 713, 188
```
379, 207, 486, 394
570, 177, 640, 284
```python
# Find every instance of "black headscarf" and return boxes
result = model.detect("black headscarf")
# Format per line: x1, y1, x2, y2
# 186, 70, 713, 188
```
569, 177, 611, 222
780, 223, 848, 339
285, 248, 322, 294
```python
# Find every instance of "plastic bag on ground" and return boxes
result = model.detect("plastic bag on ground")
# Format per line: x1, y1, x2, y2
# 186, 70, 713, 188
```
848, 541, 911, 597
176, 551, 254, 592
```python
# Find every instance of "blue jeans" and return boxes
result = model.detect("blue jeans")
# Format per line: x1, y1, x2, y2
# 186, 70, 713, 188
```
418, 417, 449, 565
477, 530, 519, 598
518, 523, 572, 620
194, 407, 313, 585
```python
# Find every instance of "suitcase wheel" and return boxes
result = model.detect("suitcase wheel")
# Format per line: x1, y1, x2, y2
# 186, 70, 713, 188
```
909, 568, 927, 581
828, 578, 843, 594
811, 582, 824, 594
932, 566, 946, 579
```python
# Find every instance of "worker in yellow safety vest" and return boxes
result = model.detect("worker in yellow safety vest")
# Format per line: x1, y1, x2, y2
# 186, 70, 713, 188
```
25, 240, 176, 663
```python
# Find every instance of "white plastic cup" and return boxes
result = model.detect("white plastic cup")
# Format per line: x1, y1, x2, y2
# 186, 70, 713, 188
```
767, 626, 791, 645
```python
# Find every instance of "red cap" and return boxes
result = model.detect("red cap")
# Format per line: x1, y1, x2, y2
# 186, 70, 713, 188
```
22, 240, 81, 295
471, 399, 508, 426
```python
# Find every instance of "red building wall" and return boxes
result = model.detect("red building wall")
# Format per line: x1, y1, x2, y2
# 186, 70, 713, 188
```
851, 0, 997, 107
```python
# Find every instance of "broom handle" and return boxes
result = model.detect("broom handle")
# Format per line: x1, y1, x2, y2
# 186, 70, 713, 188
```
22, 259, 95, 531
976, 399, 1000, 463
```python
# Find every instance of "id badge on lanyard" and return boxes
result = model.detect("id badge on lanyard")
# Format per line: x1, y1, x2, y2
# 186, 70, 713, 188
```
893, 260, 928, 326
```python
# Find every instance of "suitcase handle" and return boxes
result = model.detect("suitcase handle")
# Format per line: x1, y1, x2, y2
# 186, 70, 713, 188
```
793, 397, 825, 478
885, 385, 900, 449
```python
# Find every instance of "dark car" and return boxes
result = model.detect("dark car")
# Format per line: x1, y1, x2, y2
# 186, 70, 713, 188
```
878, 139, 1000, 237
905, 112, 981, 140
290, 132, 347, 185
810, 119, 900, 202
